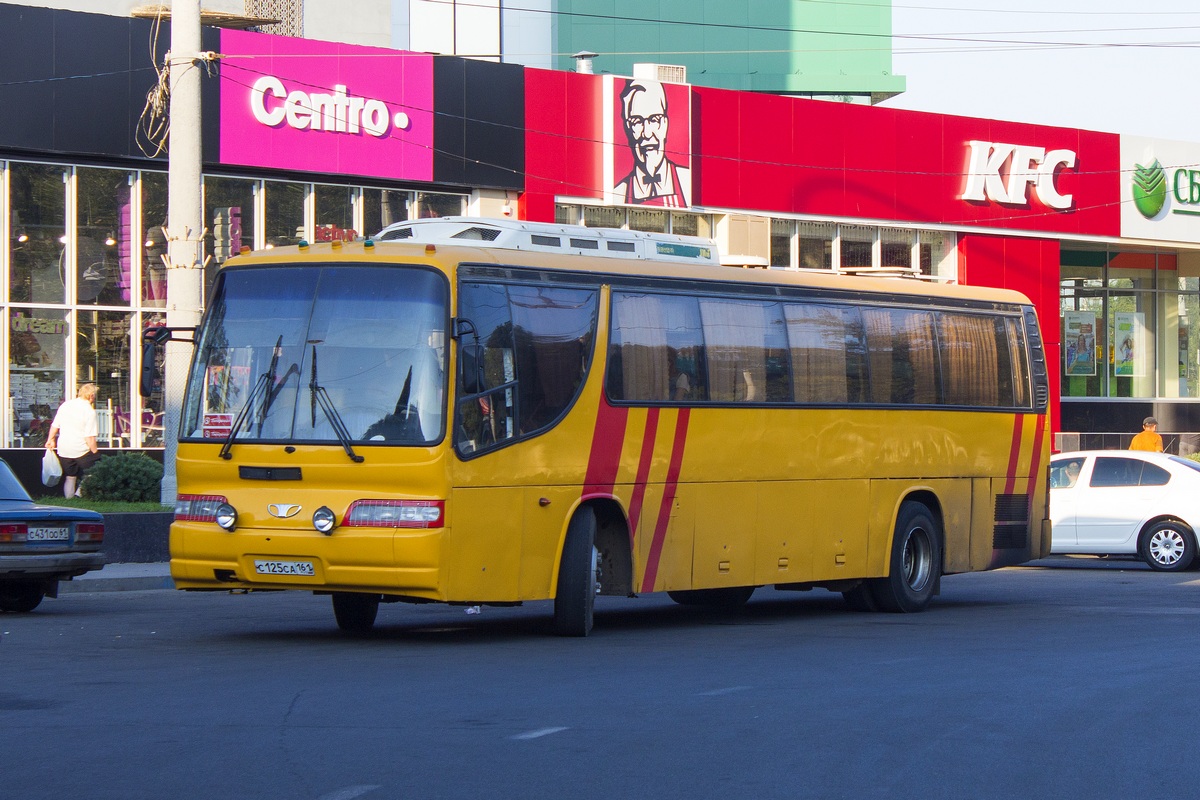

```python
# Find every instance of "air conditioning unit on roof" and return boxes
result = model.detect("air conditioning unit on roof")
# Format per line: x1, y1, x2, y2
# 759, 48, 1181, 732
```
633, 63, 687, 84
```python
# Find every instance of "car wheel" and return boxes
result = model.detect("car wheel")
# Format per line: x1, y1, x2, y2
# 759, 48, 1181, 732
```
0, 582, 45, 613
553, 507, 598, 637
869, 502, 942, 613
1139, 522, 1196, 572
331, 592, 380, 632
667, 586, 755, 607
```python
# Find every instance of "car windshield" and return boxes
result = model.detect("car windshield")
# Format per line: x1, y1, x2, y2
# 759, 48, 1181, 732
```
182, 264, 448, 446
0, 461, 32, 501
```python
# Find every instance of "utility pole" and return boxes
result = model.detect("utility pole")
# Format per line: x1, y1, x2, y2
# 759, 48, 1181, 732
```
161, 0, 205, 504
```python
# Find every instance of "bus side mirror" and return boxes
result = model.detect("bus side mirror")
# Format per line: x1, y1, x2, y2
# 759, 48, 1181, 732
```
140, 326, 190, 397
460, 344, 483, 395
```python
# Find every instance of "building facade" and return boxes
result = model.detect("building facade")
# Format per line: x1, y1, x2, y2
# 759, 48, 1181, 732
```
3, 3, 1200, 480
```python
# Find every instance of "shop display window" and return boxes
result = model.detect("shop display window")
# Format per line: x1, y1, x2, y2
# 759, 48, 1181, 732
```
141, 171, 167, 308
364, 188, 410, 237
76, 168, 134, 307
315, 184, 357, 243
8, 162, 67, 305
8, 309, 67, 448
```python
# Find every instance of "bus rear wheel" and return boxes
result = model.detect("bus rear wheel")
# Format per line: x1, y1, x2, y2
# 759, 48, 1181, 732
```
553, 507, 598, 637
667, 587, 755, 607
332, 592, 381, 632
869, 502, 942, 613
0, 581, 45, 613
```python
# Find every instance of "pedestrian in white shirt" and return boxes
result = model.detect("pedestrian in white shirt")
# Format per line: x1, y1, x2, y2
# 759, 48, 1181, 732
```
44, 383, 100, 498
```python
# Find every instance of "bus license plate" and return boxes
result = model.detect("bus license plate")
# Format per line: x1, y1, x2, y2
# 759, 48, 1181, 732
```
254, 559, 315, 577
28, 526, 69, 541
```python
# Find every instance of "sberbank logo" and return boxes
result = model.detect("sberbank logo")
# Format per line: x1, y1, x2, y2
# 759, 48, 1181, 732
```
1130, 155, 1200, 221
1131, 159, 1166, 219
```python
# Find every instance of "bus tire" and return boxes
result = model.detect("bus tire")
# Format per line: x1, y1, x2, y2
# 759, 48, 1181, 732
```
332, 592, 380, 632
869, 502, 942, 613
667, 587, 755, 607
553, 507, 598, 637
0, 581, 45, 613
841, 583, 878, 612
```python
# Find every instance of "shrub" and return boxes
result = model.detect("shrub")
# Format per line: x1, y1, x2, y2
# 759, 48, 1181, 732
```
1188, 452, 1200, 465
80, 453, 163, 502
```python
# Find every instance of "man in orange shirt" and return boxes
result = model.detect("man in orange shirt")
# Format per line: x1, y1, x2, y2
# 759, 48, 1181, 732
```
1129, 416, 1163, 452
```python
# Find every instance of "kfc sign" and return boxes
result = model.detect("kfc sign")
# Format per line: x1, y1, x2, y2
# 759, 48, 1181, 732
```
961, 141, 1077, 210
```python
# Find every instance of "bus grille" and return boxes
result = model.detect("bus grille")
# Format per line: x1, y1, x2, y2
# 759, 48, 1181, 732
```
993, 493, 1029, 549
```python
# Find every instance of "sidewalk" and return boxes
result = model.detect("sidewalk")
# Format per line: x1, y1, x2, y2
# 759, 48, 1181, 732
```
58, 562, 174, 594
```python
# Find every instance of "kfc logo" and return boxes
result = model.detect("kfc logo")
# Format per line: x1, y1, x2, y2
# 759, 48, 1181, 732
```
961, 140, 1077, 210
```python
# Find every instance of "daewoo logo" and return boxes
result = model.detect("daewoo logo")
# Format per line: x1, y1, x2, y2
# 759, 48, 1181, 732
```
268, 503, 302, 519
961, 140, 1077, 210
249, 76, 411, 138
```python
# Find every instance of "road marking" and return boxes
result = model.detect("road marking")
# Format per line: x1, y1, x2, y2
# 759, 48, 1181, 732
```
316, 786, 381, 800
512, 727, 569, 740
699, 685, 751, 697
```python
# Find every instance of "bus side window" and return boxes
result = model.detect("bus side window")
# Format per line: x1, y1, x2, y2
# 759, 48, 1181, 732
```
608, 292, 707, 403
456, 283, 517, 454
508, 285, 598, 432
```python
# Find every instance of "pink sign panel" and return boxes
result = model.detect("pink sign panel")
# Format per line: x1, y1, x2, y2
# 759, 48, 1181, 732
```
218, 30, 433, 182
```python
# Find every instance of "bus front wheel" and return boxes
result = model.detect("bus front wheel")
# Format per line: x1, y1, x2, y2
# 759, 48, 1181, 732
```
332, 592, 381, 632
869, 502, 942, 613
553, 507, 598, 637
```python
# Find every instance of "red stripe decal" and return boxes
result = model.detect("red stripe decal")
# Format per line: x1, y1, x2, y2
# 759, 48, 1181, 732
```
1003, 414, 1024, 495
626, 408, 660, 548
641, 408, 690, 593
1024, 416, 1046, 516
582, 397, 628, 496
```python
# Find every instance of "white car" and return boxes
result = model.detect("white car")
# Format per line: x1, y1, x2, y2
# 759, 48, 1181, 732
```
1050, 450, 1200, 571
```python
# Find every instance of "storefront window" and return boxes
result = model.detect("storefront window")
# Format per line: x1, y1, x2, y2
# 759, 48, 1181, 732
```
581, 205, 625, 229
414, 192, 464, 218
204, 176, 256, 295
555, 204, 580, 225
76, 167, 133, 307
628, 208, 666, 232
9, 162, 67, 305
671, 213, 708, 238
840, 225, 874, 269
141, 171, 167, 308
918, 231, 956, 279
881, 228, 913, 270
314, 184, 357, 242
265, 180, 305, 248
770, 219, 793, 268
798, 222, 833, 269
1060, 248, 1198, 400
8, 309, 68, 447
76, 310, 132, 445
137, 311, 166, 447
364, 188, 410, 236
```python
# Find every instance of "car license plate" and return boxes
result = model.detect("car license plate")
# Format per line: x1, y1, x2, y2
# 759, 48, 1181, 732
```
253, 559, 315, 577
28, 526, 69, 541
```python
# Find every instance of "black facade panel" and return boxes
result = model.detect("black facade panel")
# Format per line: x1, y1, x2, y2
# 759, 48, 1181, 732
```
433, 58, 524, 191
0, 3, 162, 164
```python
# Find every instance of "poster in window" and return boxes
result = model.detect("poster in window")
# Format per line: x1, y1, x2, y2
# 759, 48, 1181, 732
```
1063, 311, 1096, 376
1113, 312, 1145, 377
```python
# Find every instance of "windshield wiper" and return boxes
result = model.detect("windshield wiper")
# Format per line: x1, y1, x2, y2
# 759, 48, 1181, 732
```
309, 344, 365, 463
218, 335, 284, 460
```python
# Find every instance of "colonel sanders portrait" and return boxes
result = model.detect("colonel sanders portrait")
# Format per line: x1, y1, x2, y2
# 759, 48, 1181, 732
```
613, 79, 690, 207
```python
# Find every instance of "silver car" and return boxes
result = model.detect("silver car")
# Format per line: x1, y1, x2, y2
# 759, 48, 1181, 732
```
1050, 450, 1200, 571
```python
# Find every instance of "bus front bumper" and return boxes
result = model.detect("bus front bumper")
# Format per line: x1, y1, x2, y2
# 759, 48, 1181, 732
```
169, 522, 445, 599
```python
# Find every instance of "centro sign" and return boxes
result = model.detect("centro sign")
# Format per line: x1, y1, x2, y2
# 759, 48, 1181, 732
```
249, 75, 411, 137
961, 140, 1077, 210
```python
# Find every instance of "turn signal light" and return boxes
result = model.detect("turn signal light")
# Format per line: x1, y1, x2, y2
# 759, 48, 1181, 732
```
75, 523, 105, 543
343, 499, 444, 529
175, 494, 228, 522
0, 523, 28, 543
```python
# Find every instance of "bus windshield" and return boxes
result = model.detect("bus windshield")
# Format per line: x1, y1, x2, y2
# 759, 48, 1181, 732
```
182, 264, 447, 447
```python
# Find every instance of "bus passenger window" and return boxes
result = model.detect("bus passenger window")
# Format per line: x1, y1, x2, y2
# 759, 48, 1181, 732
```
699, 298, 791, 404
938, 312, 1011, 408
608, 292, 706, 403
864, 308, 939, 405
508, 285, 598, 432
784, 303, 866, 404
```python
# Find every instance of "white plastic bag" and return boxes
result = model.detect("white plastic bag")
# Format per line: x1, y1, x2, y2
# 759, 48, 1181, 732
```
41, 449, 62, 487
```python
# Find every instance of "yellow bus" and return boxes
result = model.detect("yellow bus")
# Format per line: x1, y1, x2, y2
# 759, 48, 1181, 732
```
158, 217, 1050, 636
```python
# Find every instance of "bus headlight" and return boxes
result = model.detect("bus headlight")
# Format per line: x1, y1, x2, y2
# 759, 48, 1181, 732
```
215, 502, 238, 532
313, 506, 337, 535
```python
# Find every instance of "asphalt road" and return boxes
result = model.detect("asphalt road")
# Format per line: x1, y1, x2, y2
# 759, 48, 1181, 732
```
2, 556, 1198, 800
